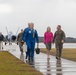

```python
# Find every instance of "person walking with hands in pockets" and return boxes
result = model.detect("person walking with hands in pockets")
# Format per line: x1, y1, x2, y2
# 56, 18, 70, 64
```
44, 27, 53, 59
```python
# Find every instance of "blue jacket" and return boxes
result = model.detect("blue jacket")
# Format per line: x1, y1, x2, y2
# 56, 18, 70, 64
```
22, 28, 39, 43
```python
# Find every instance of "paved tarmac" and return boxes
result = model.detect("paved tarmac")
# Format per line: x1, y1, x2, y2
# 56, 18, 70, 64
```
3, 44, 76, 75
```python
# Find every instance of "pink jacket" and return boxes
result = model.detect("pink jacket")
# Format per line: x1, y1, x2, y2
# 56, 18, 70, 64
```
44, 32, 53, 44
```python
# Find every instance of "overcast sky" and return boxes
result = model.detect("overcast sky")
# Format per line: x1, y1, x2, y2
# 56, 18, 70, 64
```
0, 0, 76, 37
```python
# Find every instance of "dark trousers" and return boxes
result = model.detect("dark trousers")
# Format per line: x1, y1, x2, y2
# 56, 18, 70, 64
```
55, 43, 63, 57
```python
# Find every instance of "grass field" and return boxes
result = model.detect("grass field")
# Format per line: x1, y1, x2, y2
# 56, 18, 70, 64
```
40, 48, 76, 62
0, 51, 43, 75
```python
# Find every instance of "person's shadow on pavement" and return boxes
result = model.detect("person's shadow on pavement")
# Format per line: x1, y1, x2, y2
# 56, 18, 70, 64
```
46, 58, 52, 75
56, 60, 63, 75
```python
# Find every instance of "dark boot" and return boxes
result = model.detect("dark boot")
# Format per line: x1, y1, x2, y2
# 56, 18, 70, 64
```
28, 57, 30, 61
56, 56, 58, 60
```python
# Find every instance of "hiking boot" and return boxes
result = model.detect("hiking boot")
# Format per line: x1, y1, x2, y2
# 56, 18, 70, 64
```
56, 56, 58, 60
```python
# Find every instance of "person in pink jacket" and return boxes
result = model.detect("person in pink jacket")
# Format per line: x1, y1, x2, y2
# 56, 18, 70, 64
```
44, 27, 53, 59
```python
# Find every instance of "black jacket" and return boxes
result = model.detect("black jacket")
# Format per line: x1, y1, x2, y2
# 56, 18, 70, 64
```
0, 35, 4, 41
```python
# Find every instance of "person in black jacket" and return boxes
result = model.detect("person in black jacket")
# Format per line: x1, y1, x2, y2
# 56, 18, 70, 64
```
0, 32, 4, 50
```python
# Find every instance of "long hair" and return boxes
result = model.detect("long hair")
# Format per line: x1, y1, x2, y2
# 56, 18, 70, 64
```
47, 27, 51, 32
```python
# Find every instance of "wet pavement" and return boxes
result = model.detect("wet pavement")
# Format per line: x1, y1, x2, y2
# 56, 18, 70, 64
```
3, 44, 76, 75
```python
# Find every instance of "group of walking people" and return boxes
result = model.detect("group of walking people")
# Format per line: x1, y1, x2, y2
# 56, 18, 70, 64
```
17, 23, 65, 61
44, 25, 65, 60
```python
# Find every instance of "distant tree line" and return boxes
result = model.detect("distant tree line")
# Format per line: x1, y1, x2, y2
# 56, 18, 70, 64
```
39, 37, 76, 43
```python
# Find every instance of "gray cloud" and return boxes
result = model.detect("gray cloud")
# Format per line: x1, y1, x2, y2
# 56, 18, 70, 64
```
0, 0, 76, 37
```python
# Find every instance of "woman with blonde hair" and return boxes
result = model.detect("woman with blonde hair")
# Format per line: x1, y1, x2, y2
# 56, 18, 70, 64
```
44, 27, 53, 59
